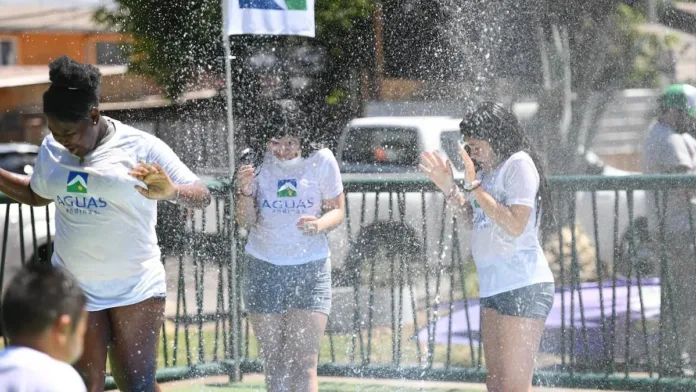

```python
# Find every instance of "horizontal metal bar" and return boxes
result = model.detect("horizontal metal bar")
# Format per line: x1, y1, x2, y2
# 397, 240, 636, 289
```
1, 174, 696, 205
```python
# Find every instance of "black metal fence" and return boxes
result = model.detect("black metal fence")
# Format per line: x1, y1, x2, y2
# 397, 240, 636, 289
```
2, 175, 696, 391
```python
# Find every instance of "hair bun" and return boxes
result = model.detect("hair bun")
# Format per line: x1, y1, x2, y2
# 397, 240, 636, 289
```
48, 56, 101, 91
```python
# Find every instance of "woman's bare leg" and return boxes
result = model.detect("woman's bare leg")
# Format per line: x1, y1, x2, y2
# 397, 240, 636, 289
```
108, 297, 165, 392
74, 310, 110, 392
483, 308, 545, 392
283, 309, 328, 392
249, 313, 289, 392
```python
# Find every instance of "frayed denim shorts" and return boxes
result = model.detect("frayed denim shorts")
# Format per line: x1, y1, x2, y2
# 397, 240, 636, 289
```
480, 283, 554, 319
242, 254, 332, 315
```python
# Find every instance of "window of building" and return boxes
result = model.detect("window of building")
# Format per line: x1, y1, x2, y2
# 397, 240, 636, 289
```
0, 39, 17, 66
95, 42, 131, 65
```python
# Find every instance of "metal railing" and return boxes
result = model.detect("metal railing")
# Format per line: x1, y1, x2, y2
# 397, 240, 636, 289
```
1, 175, 696, 391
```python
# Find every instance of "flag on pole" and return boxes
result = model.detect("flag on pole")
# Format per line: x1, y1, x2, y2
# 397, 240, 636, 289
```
225, 0, 316, 37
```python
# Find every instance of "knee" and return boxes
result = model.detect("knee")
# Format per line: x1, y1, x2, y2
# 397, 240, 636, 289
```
76, 362, 106, 391
286, 353, 318, 376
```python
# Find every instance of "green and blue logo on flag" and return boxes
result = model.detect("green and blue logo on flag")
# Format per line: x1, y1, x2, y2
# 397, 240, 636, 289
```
239, 0, 307, 10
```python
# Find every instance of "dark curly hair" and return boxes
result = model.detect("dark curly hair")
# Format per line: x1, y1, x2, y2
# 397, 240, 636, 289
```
251, 100, 323, 158
43, 56, 102, 122
460, 101, 554, 228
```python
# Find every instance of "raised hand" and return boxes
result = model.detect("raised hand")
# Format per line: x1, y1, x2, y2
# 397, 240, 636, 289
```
419, 151, 454, 194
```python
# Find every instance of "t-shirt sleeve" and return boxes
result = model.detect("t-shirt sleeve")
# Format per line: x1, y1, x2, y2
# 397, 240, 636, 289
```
148, 137, 200, 185
660, 134, 695, 170
318, 149, 344, 199
29, 142, 52, 200
63, 366, 87, 392
503, 157, 539, 207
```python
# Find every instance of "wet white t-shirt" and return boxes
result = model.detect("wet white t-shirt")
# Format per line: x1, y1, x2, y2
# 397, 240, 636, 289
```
468, 151, 554, 298
245, 149, 343, 265
0, 346, 86, 392
29, 117, 200, 311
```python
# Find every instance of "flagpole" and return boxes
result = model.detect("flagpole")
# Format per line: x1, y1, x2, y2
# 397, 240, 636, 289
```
222, 0, 241, 384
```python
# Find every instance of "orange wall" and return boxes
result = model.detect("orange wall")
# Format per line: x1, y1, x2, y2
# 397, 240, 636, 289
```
0, 32, 131, 65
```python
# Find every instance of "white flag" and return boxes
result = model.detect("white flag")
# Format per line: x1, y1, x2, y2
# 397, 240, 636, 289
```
225, 0, 315, 37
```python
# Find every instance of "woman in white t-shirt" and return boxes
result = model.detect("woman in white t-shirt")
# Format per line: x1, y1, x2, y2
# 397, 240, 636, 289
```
420, 102, 554, 391
235, 101, 345, 392
0, 57, 211, 391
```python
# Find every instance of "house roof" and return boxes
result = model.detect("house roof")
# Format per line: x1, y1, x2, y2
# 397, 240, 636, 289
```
0, 65, 128, 88
0, 6, 114, 33
675, 2, 696, 16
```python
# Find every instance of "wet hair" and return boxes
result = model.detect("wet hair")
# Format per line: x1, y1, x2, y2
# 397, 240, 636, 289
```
2, 264, 86, 340
460, 101, 554, 228
43, 56, 102, 123
255, 100, 322, 158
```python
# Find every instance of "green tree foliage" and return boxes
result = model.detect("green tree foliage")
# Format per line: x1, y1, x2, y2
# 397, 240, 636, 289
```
97, 0, 373, 99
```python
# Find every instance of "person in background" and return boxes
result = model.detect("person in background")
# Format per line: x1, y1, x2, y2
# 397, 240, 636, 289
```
642, 83, 696, 375
235, 101, 345, 392
0, 264, 88, 391
0, 56, 211, 391
420, 102, 555, 392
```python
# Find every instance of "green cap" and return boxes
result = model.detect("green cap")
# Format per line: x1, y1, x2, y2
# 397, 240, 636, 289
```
660, 84, 696, 119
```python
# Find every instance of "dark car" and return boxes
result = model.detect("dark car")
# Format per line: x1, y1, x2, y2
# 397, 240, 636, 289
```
0, 143, 39, 175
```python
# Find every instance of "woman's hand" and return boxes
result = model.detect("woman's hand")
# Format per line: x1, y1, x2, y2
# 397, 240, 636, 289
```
419, 151, 454, 193
236, 165, 255, 196
457, 143, 477, 183
297, 216, 320, 236
129, 161, 177, 201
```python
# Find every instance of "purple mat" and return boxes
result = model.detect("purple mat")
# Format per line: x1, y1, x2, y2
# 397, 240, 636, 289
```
418, 278, 663, 359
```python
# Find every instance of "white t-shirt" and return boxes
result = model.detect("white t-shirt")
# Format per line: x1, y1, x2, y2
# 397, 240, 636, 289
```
0, 346, 86, 392
642, 121, 696, 234
30, 117, 200, 311
245, 148, 344, 265
467, 151, 554, 298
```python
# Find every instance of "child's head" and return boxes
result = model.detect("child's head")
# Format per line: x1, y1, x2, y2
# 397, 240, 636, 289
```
2, 264, 87, 364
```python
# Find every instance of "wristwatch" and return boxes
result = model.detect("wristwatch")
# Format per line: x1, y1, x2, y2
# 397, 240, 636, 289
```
462, 179, 482, 192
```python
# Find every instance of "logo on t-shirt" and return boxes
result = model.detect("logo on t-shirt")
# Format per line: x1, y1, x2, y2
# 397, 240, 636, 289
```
67, 172, 88, 194
277, 179, 297, 197
57, 171, 108, 215
471, 199, 492, 230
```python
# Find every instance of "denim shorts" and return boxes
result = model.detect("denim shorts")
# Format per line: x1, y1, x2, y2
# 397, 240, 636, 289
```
242, 254, 332, 315
480, 283, 555, 319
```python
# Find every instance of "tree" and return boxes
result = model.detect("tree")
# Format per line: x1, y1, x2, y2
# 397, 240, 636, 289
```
97, 0, 374, 149
529, 1, 678, 173
98, 0, 679, 173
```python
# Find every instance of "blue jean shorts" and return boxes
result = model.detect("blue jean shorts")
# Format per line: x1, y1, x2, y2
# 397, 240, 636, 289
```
480, 283, 555, 319
242, 254, 332, 315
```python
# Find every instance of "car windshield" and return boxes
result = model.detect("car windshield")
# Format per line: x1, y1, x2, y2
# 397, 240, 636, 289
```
341, 126, 420, 169
440, 130, 465, 172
